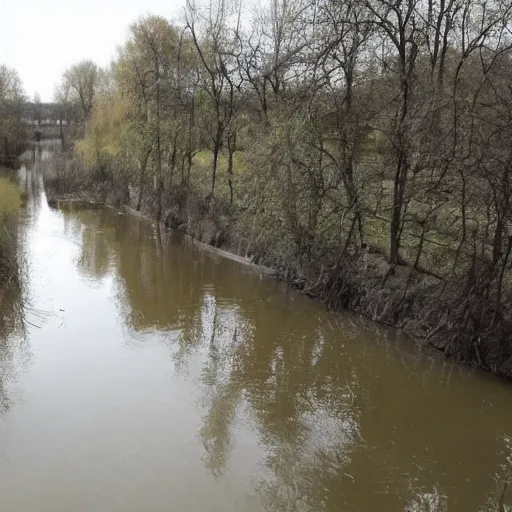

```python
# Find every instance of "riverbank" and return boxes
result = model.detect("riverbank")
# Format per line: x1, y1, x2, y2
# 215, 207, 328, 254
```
128, 201, 277, 275
42, 158, 512, 381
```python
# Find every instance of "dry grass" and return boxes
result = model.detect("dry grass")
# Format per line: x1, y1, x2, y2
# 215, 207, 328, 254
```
0, 174, 21, 283
0, 176, 21, 218
190, 150, 248, 203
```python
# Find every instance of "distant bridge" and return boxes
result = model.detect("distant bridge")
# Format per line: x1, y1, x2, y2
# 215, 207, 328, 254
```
21, 101, 61, 123
21, 102, 70, 141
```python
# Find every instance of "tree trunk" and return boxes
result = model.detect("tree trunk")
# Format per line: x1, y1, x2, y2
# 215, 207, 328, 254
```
390, 157, 407, 266
169, 137, 178, 188
155, 60, 163, 222
210, 138, 221, 202
186, 95, 195, 191
494, 236, 512, 324
227, 132, 236, 207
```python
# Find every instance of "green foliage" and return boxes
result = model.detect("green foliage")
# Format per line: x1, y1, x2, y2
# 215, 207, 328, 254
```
75, 92, 129, 168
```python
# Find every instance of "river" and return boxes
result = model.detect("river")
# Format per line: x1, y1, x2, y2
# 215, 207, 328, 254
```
0, 146, 511, 512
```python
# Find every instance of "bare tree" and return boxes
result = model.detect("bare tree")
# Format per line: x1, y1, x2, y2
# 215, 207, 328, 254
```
63, 60, 99, 121
0, 65, 26, 162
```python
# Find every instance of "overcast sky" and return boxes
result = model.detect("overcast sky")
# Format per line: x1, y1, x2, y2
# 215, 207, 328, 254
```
0, 0, 186, 101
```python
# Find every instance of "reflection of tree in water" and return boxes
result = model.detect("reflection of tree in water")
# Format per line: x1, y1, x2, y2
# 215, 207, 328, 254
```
0, 229, 29, 416
113, 219, 189, 333
197, 294, 249, 477
59, 207, 208, 339
193, 289, 364, 509
404, 487, 448, 512
193, 288, 512, 512
103, 232, 436, 510
61, 207, 116, 279
478, 437, 512, 512
17, 144, 50, 213
403, 440, 512, 512
0, 281, 26, 414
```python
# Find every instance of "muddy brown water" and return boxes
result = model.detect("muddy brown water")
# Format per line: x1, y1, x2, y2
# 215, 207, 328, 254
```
0, 151, 511, 512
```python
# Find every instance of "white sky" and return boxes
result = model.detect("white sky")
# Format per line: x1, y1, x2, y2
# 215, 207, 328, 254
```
0, 0, 186, 101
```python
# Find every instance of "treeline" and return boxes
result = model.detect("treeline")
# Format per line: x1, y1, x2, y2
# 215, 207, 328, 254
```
50, 0, 512, 376
0, 64, 25, 286
0, 65, 27, 165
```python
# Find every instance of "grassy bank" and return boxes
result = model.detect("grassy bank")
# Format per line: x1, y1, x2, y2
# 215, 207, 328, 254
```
43, 154, 512, 381
0, 174, 22, 284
